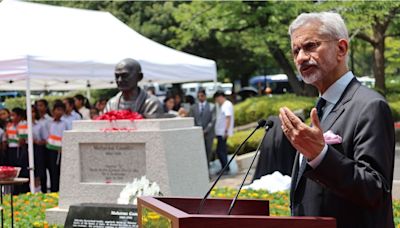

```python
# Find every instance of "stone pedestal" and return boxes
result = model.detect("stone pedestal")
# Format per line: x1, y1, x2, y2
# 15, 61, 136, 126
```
46, 118, 209, 225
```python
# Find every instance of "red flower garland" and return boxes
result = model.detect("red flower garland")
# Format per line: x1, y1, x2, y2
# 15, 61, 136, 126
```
95, 110, 143, 121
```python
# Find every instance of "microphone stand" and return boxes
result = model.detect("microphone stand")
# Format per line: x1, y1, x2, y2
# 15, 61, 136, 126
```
197, 119, 266, 214
227, 120, 273, 215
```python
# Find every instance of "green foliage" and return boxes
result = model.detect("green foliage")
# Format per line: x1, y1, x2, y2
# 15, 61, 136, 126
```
1, 192, 59, 228
388, 93, 400, 122
211, 188, 290, 216
89, 88, 119, 105
234, 95, 315, 126
4, 96, 63, 111
227, 128, 265, 155
37, 1, 400, 95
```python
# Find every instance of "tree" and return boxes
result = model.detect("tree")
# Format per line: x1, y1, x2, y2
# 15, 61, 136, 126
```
328, 2, 400, 93
171, 1, 318, 96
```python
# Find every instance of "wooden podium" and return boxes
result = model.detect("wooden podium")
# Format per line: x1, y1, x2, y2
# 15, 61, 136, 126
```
137, 196, 336, 228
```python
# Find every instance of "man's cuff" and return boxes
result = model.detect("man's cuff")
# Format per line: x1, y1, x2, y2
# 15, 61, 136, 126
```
307, 144, 328, 168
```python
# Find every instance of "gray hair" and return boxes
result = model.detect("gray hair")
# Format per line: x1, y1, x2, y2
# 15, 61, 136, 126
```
288, 12, 349, 41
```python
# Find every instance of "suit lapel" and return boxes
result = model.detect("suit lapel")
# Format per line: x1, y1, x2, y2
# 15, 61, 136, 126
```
290, 152, 300, 203
292, 78, 361, 197
321, 78, 361, 131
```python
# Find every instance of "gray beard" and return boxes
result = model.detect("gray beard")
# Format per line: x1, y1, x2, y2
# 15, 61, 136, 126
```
300, 72, 322, 84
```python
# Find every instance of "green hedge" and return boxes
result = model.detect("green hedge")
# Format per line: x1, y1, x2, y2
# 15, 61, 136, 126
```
387, 94, 400, 121
4, 96, 63, 111
226, 128, 265, 155
234, 94, 315, 126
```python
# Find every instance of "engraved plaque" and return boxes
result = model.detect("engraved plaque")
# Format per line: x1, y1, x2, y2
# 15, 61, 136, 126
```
80, 143, 146, 183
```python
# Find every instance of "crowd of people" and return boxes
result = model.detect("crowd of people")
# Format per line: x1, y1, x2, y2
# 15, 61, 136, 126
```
0, 94, 108, 194
0, 86, 235, 194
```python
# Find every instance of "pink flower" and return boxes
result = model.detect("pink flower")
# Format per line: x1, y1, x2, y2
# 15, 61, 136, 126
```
323, 130, 342, 144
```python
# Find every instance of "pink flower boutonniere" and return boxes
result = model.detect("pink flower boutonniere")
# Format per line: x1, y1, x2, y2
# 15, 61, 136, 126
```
323, 130, 342, 144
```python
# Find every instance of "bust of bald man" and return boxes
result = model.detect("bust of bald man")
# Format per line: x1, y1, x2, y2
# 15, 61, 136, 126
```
104, 58, 163, 118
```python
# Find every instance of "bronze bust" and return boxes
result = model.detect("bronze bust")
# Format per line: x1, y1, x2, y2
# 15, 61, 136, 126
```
104, 58, 163, 118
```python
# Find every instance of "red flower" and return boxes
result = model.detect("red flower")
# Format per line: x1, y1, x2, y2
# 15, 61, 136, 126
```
95, 110, 143, 121
0, 166, 20, 179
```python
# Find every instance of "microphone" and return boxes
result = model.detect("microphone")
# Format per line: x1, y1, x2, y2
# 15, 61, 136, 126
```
197, 119, 267, 214
227, 119, 274, 215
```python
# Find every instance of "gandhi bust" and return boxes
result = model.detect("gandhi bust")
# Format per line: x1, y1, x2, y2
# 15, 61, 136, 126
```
104, 58, 163, 118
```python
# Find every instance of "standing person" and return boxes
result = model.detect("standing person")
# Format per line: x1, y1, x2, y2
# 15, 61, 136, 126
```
35, 99, 52, 126
279, 12, 394, 227
74, 94, 91, 120
0, 108, 9, 165
31, 105, 48, 193
189, 89, 216, 168
45, 100, 68, 192
95, 98, 108, 115
104, 58, 163, 118
0, 108, 10, 129
62, 97, 82, 130
89, 107, 100, 120
213, 91, 234, 174
3, 108, 30, 194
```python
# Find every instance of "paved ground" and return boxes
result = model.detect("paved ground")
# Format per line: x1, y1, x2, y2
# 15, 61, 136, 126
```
211, 168, 255, 189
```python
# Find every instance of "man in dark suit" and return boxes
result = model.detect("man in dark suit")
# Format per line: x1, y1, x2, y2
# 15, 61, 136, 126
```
189, 89, 216, 167
279, 12, 394, 227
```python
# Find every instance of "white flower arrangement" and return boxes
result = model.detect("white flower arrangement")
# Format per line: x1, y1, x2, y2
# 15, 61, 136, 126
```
117, 176, 161, 205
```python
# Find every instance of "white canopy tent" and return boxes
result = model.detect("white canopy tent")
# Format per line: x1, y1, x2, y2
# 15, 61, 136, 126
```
0, 0, 217, 192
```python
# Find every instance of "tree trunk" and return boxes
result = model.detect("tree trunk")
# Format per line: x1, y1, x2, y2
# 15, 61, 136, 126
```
373, 39, 385, 94
267, 43, 317, 97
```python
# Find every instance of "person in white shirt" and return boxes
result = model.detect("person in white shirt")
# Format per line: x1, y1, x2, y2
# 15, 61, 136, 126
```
74, 94, 91, 120
213, 91, 234, 174
32, 105, 48, 193
45, 100, 69, 192
35, 99, 52, 126
62, 97, 82, 130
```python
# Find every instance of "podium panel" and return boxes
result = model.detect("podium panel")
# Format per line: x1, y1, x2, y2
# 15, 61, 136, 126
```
138, 196, 336, 228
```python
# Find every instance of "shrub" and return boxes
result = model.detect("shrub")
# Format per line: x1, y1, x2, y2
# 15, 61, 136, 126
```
4, 96, 64, 110
234, 95, 315, 126
387, 94, 400, 121
226, 128, 265, 155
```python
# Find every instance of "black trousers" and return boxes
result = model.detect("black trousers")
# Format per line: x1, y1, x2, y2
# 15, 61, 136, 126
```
8, 146, 30, 194
34, 144, 48, 193
216, 136, 229, 171
47, 149, 61, 192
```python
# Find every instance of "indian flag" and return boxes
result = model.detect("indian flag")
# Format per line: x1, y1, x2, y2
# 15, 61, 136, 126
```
6, 129, 18, 144
17, 124, 28, 139
46, 135, 62, 151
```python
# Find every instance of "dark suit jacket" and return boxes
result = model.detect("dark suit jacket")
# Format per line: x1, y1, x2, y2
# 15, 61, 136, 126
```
189, 102, 216, 136
291, 78, 395, 228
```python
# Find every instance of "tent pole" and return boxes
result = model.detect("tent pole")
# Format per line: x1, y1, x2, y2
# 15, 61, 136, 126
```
25, 76, 36, 193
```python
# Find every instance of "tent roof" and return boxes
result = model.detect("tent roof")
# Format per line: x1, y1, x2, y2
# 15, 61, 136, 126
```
0, 0, 217, 90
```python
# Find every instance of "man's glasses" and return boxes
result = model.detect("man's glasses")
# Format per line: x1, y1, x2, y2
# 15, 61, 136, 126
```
292, 40, 337, 58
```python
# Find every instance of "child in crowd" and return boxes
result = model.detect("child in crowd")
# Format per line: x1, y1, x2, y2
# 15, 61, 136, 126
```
3, 107, 30, 194
62, 97, 82, 130
74, 94, 90, 120
0, 108, 8, 164
32, 105, 48, 193
90, 107, 99, 120
35, 99, 52, 125
45, 100, 68, 192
